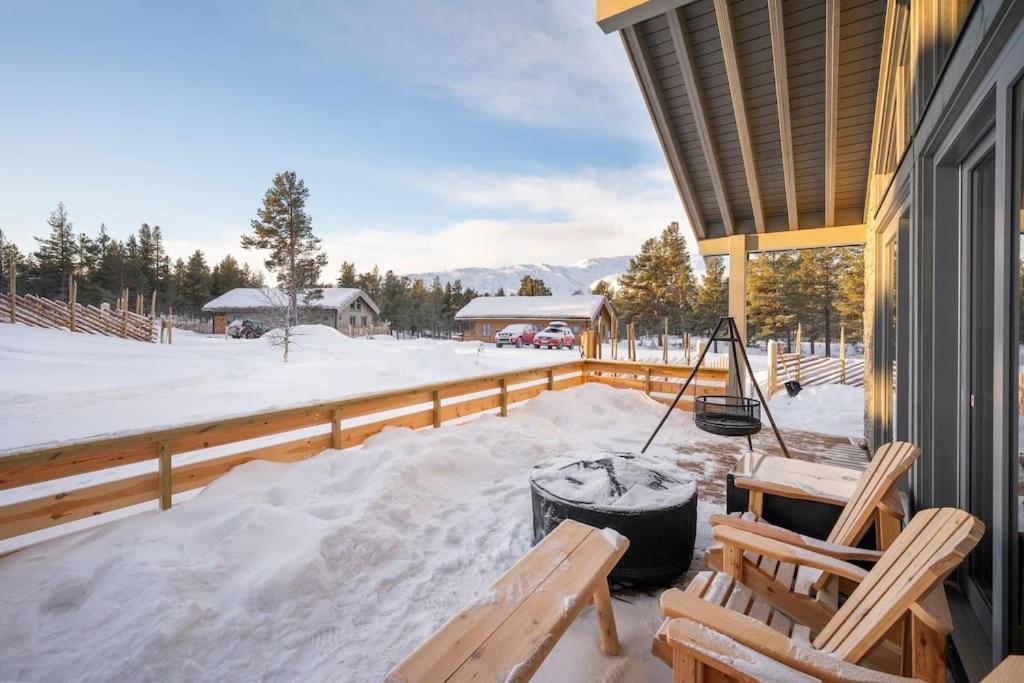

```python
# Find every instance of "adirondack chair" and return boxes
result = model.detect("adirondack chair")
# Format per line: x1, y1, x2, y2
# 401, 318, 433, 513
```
655, 507, 984, 683
705, 441, 921, 631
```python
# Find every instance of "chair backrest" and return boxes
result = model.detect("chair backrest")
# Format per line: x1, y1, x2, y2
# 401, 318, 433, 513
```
814, 508, 984, 662
826, 441, 920, 546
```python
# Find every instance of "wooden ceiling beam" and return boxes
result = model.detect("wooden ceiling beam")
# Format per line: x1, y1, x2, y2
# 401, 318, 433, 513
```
825, 0, 840, 226
768, 0, 799, 230
697, 224, 867, 257
713, 0, 765, 234
667, 8, 735, 236
621, 26, 706, 239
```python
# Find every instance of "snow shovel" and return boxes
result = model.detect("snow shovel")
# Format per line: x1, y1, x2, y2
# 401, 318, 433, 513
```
780, 354, 802, 397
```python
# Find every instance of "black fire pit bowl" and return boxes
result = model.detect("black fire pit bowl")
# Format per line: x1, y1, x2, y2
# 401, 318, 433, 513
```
530, 453, 697, 587
694, 395, 762, 437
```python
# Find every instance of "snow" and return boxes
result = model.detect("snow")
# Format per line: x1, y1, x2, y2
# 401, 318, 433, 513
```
531, 454, 696, 511
202, 287, 376, 313
0, 324, 573, 453
765, 384, 865, 439
0, 323, 871, 682
0, 381, 731, 682
454, 294, 609, 321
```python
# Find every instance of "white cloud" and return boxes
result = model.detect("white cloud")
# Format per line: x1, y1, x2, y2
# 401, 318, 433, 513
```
317, 165, 693, 274
267, 0, 647, 136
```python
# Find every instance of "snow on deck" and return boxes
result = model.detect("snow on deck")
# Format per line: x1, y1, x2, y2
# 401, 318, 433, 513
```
0, 376, 854, 682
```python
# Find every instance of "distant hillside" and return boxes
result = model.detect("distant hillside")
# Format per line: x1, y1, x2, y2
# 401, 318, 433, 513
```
404, 256, 631, 295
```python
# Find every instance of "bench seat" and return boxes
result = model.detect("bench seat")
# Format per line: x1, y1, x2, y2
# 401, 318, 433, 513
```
388, 519, 629, 682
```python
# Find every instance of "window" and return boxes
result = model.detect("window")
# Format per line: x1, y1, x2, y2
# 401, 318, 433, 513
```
349, 316, 356, 326
361, 316, 367, 326
481, 323, 491, 336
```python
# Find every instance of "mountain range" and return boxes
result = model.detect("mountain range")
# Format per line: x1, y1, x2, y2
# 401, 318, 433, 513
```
403, 256, 631, 295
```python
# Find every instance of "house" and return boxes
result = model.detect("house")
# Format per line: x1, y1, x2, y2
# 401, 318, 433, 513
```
454, 294, 615, 342
202, 287, 385, 336
599, 0, 1024, 674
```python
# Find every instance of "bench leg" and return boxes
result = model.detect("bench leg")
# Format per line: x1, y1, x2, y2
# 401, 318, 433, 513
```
592, 580, 620, 656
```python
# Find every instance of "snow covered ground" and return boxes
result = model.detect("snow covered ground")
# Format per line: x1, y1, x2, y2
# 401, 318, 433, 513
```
0, 324, 580, 453
0, 382, 737, 682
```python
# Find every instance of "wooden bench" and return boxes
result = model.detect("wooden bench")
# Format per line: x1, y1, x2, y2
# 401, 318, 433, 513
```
388, 519, 629, 682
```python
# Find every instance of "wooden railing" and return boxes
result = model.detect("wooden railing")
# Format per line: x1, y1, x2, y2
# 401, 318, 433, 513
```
0, 359, 727, 549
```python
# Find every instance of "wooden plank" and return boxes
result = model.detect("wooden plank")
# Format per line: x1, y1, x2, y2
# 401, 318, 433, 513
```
824, 0, 839, 226
668, 7, 734, 235
449, 528, 627, 681
390, 520, 596, 681
623, 26, 707, 239
336, 409, 434, 449
171, 434, 332, 494
713, 0, 764, 233
768, 0, 798, 229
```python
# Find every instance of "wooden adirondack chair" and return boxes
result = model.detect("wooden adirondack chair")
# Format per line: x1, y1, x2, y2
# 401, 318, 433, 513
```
655, 508, 984, 683
705, 441, 921, 631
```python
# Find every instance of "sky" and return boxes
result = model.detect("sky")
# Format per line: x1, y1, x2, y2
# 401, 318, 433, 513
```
0, 0, 690, 276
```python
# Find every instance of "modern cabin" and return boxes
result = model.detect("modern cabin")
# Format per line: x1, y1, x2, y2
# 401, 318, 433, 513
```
454, 294, 615, 342
598, 0, 1024, 675
202, 287, 384, 336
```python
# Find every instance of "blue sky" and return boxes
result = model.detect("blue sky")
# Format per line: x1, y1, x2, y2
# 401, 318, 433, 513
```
0, 0, 687, 274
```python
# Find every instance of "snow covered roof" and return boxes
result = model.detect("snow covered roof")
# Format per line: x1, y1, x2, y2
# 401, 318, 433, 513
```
203, 288, 379, 314
454, 295, 612, 321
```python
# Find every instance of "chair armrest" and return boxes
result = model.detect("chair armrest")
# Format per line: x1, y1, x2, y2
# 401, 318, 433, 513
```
713, 525, 869, 583
709, 514, 885, 563
660, 591, 917, 682
910, 584, 953, 636
733, 476, 849, 507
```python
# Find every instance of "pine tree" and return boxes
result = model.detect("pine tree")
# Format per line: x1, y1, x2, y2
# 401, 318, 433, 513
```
179, 250, 211, 314
242, 171, 327, 325
356, 266, 382, 304
692, 257, 728, 334
337, 261, 358, 287
517, 275, 552, 296
495, 287, 506, 297
747, 251, 798, 346
0, 228, 26, 296
34, 202, 76, 299
591, 280, 614, 298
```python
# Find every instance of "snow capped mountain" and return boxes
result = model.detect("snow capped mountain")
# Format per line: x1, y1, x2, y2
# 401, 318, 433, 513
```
403, 256, 631, 295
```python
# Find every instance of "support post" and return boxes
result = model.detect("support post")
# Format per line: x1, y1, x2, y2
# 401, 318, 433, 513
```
168, 307, 173, 345
795, 323, 803, 381
150, 290, 157, 319
645, 367, 652, 395
68, 275, 77, 332
592, 580, 620, 656
839, 325, 847, 384
432, 390, 441, 428
728, 235, 747, 395
158, 441, 172, 510
499, 378, 508, 417
331, 407, 343, 448
767, 340, 778, 396
547, 368, 555, 391
7, 259, 15, 323
662, 317, 669, 364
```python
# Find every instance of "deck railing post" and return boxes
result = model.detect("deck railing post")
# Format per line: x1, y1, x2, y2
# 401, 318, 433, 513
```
645, 367, 652, 395
158, 441, 172, 510
499, 378, 508, 417
432, 390, 441, 427
547, 369, 555, 391
767, 340, 778, 395
332, 407, 343, 447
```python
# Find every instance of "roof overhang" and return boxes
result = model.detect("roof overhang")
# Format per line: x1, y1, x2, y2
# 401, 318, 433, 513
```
601, 0, 885, 252
696, 223, 866, 257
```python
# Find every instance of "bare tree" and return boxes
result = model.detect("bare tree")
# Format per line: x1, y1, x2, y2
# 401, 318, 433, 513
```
257, 287, 314, 363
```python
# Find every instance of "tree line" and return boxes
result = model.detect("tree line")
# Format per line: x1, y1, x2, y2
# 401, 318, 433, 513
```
0, 203, 263, 316
594, 221, 864, 355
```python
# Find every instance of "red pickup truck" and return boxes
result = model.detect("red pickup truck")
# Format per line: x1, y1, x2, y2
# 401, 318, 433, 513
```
495, 324, 537, 348
532, 324, 575, 349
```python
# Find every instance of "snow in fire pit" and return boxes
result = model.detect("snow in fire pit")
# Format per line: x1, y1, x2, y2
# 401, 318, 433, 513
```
530, 453, 696, 511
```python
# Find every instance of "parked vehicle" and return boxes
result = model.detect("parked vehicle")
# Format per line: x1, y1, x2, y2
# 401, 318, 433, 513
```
227, 319, 268, 339
495, 324, 537, 348
533, 325, 575, 350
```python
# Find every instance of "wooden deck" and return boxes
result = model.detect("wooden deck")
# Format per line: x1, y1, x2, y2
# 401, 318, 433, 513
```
670, 428, 863, 507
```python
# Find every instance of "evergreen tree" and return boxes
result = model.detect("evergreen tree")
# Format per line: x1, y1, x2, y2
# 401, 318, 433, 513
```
591, 280, 614, 298
33, 202, 76, 299
692, 257, 728, 334
242, 171, 327, 324
178, 250, 211, 314
356, 266, 382, 304
0, 228, 26, 296
495, 287, 506, 297
337, 261, 358, 287
615, 222, 697, 333
746, 251, 799, 347
517, 275, 552, 296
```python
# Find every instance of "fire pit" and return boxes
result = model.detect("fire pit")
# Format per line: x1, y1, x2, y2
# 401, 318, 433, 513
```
694, 395, 762, 437
530, 453, 697, 586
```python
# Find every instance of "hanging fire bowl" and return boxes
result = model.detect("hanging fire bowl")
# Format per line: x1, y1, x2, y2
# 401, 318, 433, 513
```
694, 395, 762, 437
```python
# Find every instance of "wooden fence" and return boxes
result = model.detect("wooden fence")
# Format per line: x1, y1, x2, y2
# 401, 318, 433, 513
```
0, 359, 727, 549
